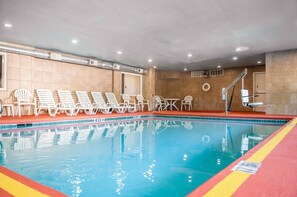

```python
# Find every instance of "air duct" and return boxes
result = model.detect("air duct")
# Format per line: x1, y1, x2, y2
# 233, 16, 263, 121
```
0, 44, 146, 74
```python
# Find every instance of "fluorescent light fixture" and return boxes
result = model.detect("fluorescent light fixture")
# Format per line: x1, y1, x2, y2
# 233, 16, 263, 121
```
235, 46, 249, 52
232, 56, 238, 60
148, 59, 153, 62
117, 51, 122, 55
4, 23, 12, 28
71, 39, 78, 44
217, 65, 221, 68
187, 53, 192, 57
153, 66, 157, 69
257, 61, 262, 64
184, 68, 188, 71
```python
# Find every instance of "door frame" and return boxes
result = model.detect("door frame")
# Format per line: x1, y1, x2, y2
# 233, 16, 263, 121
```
253, 71, 266, 112
121, 72, 143, 96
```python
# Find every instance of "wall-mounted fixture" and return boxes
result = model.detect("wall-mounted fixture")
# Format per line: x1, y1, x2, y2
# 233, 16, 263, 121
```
0, 44, 146, 74
191, 68, 224, 78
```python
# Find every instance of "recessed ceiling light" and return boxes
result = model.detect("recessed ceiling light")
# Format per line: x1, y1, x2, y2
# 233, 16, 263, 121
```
257, 61, 262, 64
217, 65, 221, 68
71, 39, 78, 44
148, 59, 153, 62
153, 66, 157, 69
235, 46, 249, 52
232, 56, 238, 60
117, 51, 122, 55
184, 68, 188, 71
187, 53, 192, 58
4, 23, 12, 28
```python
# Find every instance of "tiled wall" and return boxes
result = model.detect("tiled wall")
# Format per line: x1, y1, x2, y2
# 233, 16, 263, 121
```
155, 66, 265, 111
0, 52, 119, 115
266, 49, 297, 115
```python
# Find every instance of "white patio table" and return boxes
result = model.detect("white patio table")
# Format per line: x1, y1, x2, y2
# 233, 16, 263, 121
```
164, 98, 180, 111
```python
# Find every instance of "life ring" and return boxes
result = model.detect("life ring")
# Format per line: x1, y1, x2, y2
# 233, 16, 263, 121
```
202, 135, 211, 143
202, 83, 211, 92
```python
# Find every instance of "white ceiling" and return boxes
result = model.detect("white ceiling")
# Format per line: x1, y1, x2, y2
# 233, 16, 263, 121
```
0, 0, 297, 71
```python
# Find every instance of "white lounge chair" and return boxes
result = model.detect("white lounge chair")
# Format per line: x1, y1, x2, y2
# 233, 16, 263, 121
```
57, 90, 80, 116
36, 89, 62, 117
136, 95, 150, 111
105, 92, 127, 113
75, 91, 98, 115
13, 89, 37, 117
241, 89, 263, 108
122, 94, 137, 112
181, 95, 193, 111
91, 92, 113, 114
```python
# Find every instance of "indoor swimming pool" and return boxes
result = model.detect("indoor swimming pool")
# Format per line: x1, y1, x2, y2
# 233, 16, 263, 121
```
0, 116, 286, 196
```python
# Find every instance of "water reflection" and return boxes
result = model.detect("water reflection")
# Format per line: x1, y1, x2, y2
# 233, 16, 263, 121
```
0, 120, 150, 152
0, 119, 282, 196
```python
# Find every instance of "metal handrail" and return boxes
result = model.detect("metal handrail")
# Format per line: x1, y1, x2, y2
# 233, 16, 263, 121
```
222, 68, 247, 115
0, 99, 3, 114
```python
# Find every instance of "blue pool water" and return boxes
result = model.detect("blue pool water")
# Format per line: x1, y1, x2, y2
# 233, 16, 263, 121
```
0, 117, 284, 196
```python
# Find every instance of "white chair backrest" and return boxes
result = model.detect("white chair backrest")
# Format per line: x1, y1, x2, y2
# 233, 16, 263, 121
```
91, 92, 106, 106
76, 91, 92, 105
36, 89, 56, 107
184, 95, 193, 102
57, 90, 75, 105
122, 94, 130, 104
136, 95, 144, 102
155, 95, 162, 103
105, 92, 120, 107
241, 89, 249, 103
14, 89, 32, 103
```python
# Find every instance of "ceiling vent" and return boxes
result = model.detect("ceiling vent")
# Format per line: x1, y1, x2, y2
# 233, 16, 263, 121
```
89, 59, 98, 66
49, 52, 62, 61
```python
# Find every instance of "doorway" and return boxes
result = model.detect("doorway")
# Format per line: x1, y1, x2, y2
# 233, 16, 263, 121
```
253, 72, 266, 112
121, 72, 142, 95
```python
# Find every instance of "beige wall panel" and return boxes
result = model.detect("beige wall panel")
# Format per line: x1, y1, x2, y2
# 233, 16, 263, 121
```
7, 67, 19, 80
266, 49, 297, 115
156, 66, 264, 111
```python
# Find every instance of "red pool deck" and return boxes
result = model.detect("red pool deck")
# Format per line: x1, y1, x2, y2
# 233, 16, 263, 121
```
0, 111, 296, 196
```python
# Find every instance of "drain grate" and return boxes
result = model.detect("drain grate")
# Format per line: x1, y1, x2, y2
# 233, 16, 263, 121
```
232, 160, 262, 174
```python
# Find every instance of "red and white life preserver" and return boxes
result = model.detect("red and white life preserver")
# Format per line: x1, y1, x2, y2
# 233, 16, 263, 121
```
202, 83, 211, 92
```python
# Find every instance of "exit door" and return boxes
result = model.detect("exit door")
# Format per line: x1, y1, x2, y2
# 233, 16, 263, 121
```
121, 72, 142, 95
253, 72, 266, 112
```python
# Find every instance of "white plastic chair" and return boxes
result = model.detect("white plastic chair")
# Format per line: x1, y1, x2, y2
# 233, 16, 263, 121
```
181, 95, 193, 111
105, 92, 127, 113
13, 89, 37, 116
241, 89, 263, 108
136, 95, 150, 111
121, 94, 137, 112
75, 91, 98, 115
91, 92, 113, 114
57, 90, 80, 116
154, 95, 168, 111
36, 89, 61, 117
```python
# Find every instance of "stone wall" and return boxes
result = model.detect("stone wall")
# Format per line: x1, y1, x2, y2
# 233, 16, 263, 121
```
266, 49, 297, 115
155, 66, 265, 111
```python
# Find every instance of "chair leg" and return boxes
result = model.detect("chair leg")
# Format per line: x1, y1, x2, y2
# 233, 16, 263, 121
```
33, 105, 37, 116
28, 105, 31, 115
18, 104, 21, 117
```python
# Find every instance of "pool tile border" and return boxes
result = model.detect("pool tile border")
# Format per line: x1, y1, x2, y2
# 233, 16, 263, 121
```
0, 115, 288, 130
